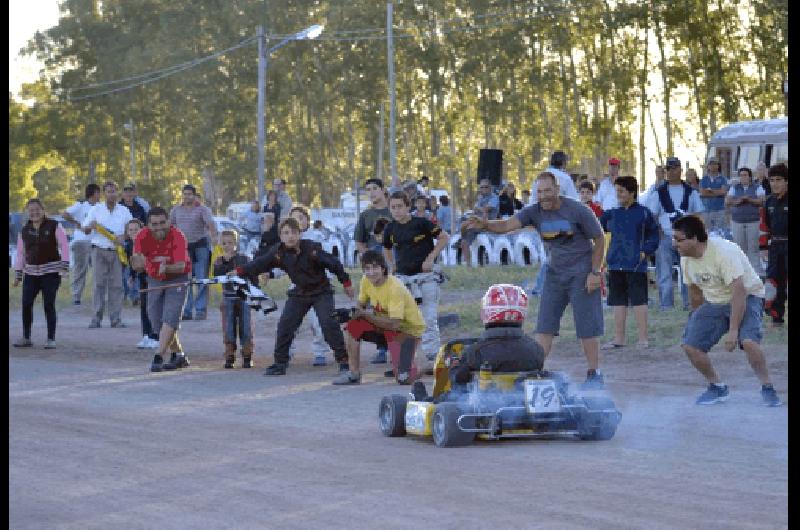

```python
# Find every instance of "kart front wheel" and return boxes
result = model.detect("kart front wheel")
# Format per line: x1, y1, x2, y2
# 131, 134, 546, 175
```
379, 395, 408, 437
578, 397, 621, 441
432, 403, 475, 447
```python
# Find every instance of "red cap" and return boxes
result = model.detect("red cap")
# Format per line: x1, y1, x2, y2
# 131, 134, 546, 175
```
608, 157, 621, 166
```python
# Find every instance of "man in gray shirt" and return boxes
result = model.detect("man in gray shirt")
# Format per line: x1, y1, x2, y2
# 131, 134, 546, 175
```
272, 178, 293, 220
169, 184, 217, 320
464, 171, 607, 388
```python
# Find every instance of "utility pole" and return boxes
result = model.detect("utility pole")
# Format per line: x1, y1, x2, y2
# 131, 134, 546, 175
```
257, 25, 266, 203
387, 3, 398, 189
376, 105, 384, 180
126, 118, 136, 182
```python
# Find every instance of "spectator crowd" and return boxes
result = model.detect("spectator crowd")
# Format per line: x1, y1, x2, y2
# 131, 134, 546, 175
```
11, 152, 787, 406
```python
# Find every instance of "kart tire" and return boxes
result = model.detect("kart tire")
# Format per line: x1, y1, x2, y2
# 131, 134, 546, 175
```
432, 403, 475, 447
578, 397, 620, 441
379, 395, 408, 437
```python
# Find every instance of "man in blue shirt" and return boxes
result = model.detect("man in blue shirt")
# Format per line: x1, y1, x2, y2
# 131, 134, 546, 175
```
699, 158, 729, 234
460, 179, 498, 266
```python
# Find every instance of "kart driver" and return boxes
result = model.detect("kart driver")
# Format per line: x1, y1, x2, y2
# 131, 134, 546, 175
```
451, 284, 545, 385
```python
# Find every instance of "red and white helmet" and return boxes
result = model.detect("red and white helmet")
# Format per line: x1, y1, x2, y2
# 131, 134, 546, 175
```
480, 284, 528, 325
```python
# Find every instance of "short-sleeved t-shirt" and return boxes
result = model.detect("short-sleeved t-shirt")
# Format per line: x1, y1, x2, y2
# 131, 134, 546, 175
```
169, 204, 215, 244
699, 174, 729, 212
354, 206, 391, 248
382, 217, 442, 275
514, 197, 603, 275
474, 194, 500, 220
65, 200, 95, 242
358, 275, 425, 337
134, 226, 192, 281
681, 237, 765, 304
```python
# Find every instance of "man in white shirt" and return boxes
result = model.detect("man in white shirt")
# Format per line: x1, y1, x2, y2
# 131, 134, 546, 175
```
672, 215, 782, 407
644, 157, 704, 310
62, 183, 101, 305
529, 151, 579, 205
595, 157, 621, 210
82, 181, 133, 328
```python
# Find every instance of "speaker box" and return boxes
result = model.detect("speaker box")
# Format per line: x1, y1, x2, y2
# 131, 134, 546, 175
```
477, 149, 503, 186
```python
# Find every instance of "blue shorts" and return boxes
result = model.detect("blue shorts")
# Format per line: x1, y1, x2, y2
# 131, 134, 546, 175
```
681, 295, 764, 352
536, 268, 603, 339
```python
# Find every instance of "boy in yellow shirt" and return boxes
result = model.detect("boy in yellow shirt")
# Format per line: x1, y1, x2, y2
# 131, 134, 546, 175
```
338, 250, 425, 385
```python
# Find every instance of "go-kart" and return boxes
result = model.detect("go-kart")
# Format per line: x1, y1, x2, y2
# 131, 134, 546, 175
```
378, 338, 622, 447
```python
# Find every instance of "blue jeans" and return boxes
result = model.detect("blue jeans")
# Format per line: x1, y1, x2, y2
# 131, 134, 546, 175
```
184, 244, 210, 317
222, 298, 253, 346
655, 235, 688, 309
123, 267, 139, 301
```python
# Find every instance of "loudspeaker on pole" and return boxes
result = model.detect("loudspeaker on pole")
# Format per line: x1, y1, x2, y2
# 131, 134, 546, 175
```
477, 149, 503, 186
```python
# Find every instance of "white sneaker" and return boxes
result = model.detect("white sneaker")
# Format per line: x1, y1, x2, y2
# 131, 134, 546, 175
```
136, 336, 150, 349
147, 337, 160, 349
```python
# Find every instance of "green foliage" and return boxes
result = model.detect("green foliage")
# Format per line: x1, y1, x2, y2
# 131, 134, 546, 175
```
8, 0, 788, 212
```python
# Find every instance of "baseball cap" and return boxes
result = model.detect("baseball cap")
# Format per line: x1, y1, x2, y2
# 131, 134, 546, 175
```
665, 157, 681, 168
608, 157, 620, 166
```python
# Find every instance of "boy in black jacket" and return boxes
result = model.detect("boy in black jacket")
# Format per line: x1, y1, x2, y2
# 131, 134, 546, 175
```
237, 218, 355, 376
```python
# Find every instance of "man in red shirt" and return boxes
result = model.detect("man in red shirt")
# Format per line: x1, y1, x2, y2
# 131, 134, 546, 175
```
132, 207, 193, 372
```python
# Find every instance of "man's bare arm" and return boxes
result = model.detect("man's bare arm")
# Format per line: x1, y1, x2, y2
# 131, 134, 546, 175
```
463, 215, 522, 234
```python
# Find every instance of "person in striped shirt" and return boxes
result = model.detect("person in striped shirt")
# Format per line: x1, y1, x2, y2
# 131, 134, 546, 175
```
13, 198, 70, 349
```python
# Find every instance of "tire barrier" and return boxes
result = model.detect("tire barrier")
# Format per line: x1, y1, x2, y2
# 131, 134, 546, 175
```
489, 234, 514, 266
470, 233, 493, 267
513, 231, 544, 266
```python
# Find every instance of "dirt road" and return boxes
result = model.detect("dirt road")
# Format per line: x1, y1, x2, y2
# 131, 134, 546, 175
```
9, 302, 788, 529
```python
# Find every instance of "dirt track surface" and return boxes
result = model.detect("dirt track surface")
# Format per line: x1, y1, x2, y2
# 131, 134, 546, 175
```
9, 301, 788, 529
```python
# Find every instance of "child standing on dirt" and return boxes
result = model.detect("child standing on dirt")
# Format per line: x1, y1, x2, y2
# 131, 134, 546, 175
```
124, 219, 159, 349
213, 230, 256, 369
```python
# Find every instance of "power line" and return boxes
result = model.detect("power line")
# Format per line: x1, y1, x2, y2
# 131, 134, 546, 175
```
63, 5, 574, 101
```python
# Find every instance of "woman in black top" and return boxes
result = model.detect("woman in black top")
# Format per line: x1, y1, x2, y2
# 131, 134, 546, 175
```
262, 190, 281, 221
498, 183, 524, 216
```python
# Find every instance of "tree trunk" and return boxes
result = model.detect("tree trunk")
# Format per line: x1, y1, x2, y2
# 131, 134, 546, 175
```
653, 2, 673, 155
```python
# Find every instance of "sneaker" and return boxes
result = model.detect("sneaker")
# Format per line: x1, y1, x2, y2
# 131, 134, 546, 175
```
44, 340, 56, 349
162, 352, 180, 371
147, 338, 160, 349
195, 312, 207, 321
13, 338, 33, 348
312, 356, 328, 367
242, 358, 253, 369
396, 371, 411, 385
73, 300, 81, 306
224, 358, 235, 369
150, 354, 164, 372
264, 363, 287, 376
182, 314, 193, 321
174, 353, 190, 368
88, 320, 102, 329
110, 321, 126, 328
581, 369, 605, 389
137, 336, 150, 349
761, 385, 783, 407
370, 348, 388, 364
411, 381, 428, 401
384, 369, 395, 378
695, 383, 730, 405
332, 370, 361, 385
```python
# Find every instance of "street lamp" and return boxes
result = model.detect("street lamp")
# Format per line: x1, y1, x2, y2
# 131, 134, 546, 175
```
123, 118, 136, 183
257, 24, 324, 202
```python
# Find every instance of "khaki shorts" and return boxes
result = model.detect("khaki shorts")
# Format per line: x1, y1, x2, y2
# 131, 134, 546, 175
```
146, 275, 189, 331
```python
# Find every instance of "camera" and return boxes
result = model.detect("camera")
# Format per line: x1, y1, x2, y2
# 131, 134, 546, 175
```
331, 307, 357, 324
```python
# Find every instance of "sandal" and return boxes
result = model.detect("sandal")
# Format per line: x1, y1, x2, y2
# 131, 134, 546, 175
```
601, 341, 626, 350
635, 340, 650, 349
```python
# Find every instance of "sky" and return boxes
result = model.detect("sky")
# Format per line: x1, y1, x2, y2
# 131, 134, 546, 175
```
6, 1, 730, 188
8, 0, 61, 97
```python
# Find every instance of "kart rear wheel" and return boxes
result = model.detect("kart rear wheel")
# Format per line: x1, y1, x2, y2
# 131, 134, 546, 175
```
432, 403, 475, 447
578, 397, 620, 441
379, 395, 408, 437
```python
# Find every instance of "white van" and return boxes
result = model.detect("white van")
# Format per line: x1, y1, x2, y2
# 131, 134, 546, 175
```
706, 118, 787, 177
